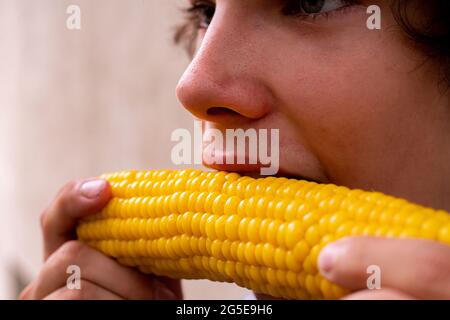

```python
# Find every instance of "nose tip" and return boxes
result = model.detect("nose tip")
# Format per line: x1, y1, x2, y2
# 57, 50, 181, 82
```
175, 16, 273, 125
176, 66, 272, 124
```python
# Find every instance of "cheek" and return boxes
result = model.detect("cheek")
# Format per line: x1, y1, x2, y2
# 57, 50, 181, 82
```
273, 28, 428, 183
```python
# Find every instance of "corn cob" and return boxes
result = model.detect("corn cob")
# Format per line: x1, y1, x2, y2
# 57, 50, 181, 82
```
76, 169, 450, 300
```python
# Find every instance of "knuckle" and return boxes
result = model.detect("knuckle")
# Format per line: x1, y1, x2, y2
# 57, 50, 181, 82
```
54, 180, 78, 212
61, 240, 85, 260
40, 180, 78, 234
332, 237, 373, 282
51, 241, 85, 267
342, 238, 368, 270
415, 245, 450, 285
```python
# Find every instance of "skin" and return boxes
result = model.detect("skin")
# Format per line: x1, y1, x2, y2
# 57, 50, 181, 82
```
20, 180, 182, 300
21, 0, 450, 299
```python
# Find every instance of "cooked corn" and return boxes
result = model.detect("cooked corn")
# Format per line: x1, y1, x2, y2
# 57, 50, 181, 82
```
76, 169, 450, 299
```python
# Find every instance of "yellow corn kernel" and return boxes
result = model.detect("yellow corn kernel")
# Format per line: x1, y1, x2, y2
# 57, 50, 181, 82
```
77, 169, 450, 300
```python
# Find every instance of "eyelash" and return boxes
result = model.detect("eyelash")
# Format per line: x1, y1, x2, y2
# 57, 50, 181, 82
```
283, 0, 357, 19
185, 0, 358, 30
186, 1, 215, 29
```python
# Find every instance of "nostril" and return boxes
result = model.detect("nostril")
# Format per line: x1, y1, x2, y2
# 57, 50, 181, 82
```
207, 107, 240, 117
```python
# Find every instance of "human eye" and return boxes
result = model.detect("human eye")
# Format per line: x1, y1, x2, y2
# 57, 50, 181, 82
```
283, 0, 357, 17
186, 0, 216, 29
174, 1, 215, 56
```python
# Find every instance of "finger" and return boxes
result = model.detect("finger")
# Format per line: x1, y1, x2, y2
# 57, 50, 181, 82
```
18, 283, 34, 300
318, 237, 450, 299
41, 179, 111, 260
43, 279, 122, 300
157, 276, 183, 299
30, 241, 177, 300
342, 288, 415, 300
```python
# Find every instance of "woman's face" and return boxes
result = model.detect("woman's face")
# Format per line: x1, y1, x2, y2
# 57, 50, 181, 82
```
176, 0, 450, 209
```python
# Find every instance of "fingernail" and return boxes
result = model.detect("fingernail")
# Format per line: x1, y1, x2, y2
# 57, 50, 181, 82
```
318, 242, 346, 276
80, 180, 106, 199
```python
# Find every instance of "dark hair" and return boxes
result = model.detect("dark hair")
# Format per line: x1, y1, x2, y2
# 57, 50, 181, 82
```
174, 10, 198, 57
391, 0, 450, 83
175, 1, 450, 83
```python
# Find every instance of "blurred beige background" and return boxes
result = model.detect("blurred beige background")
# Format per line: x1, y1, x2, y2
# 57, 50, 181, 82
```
0, 0, 249, 299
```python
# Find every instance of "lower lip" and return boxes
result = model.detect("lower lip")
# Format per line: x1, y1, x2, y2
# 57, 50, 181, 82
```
202, 152, 266, 169
203, 161, 316, 182
202, 152, 318, 183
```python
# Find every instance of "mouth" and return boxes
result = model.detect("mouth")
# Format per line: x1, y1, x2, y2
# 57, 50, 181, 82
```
245, 170, 320, 183
205, 162, 321, 184
277, 173, 318, 183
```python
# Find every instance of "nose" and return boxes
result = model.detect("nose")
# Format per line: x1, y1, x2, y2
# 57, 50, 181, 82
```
176, 11, 272, 125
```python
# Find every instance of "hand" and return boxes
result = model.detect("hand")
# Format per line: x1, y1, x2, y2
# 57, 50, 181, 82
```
20, 179, 182, 300
318, 237, 450, 299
